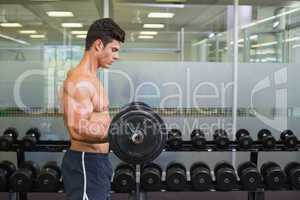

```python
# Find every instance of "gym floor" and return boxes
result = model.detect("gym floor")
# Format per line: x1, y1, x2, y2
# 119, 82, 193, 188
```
1, 192, 300, 200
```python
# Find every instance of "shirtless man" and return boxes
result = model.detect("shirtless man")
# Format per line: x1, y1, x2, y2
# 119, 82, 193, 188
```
60, 18, 125, 200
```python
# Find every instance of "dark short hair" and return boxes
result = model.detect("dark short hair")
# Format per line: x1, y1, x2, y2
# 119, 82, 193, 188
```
85, 18, 125, 50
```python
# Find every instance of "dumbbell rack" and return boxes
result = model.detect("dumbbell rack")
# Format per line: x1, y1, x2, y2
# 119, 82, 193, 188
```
130, 140, 300, 200
2, 140, 300, 200
2, 141, 70, 200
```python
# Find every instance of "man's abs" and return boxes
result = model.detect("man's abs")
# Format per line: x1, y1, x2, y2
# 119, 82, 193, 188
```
69, 129, 110, 153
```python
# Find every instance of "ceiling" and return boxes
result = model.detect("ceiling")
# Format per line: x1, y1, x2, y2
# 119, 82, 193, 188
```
0, 0, 298, 46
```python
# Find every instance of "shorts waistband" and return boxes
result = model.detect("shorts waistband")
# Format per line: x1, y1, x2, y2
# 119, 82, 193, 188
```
67, 149, 109, 157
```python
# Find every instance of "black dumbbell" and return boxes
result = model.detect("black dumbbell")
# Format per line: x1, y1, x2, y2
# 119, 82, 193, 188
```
140, 163, 162, 191
0, 160, 16, 191
36, 161, 61, 192
190, 162, 212, 191
9, 161, 40, 192
166, 162, 187, 191
167, 129, 183, 149
237, 161, 261, 190
261, 162, 286, 190
0, 128, 18, 150
213, 129, 230, 149
280, 130, 298, 149
284, 162, 300, 190
236, 129, 253, 149
191, 129, 206, 149
112, 163, 135, 193
214, 161, 237, 191
22, 128, 41, 150
257, 129, 276, 149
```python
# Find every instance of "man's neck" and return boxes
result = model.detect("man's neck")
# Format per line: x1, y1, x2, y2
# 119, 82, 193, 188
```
78, 52, 99, 76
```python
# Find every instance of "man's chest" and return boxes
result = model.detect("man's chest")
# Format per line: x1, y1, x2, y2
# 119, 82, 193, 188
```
92, 84, 109, 112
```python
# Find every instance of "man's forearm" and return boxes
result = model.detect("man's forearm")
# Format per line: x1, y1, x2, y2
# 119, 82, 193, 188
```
71, 112, 110, 144
71, 131, 108, 144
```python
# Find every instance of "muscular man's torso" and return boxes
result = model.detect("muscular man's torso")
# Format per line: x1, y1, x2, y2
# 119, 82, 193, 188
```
61, 68, 110, 153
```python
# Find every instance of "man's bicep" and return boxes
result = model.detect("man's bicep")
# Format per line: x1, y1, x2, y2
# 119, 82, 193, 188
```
64, 87, 94, 128
73, 87, 94, 114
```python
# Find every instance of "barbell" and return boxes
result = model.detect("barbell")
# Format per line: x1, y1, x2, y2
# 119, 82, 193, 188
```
109, 102, 167, 164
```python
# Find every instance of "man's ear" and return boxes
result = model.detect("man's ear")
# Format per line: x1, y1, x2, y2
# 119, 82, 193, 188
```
95, 39, 104, 51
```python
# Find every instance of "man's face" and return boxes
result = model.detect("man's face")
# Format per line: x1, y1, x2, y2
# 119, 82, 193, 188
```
97, 39, 121, 69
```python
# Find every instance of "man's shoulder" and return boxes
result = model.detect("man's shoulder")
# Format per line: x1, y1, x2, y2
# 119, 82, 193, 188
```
65, 69, 96, 85
63, 77, 97, 98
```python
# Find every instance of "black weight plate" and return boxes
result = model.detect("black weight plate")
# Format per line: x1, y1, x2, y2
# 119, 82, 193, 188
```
114, 102, 152, 124
190, 162, 212, 191
191, 172, 212, 191
19, 161, 40, 179
43, 161, 61, 178
191, 130, 206, 148
289, 168, 300, 189
168, 129, 182, 137
109, 109, 167, 164
236, 129, 250, 140
166, 162, 187, 191
120, 102, 151, 111
0, 160, 16, 176
0, 137, 12, 150
115, 163, 135, 172
191, 130, 205, 138
237, 161, 257, 178
9, 171, 33, 192
168, 129, 183, 146
284, 162, 300, 176
239, 136, 253, 149
167, 163, 186, 173
22, 137, 37, 150
240, 169, 261, 190
140, 173, 161, 191
280, 129, 294, 141
113, 165, 135, 193
214, 129, 228, 138
3, 127, 18, 139
215, 137, 229, 148
113, 175, 135, 192
141, 164, 162, 191
37, 169, 59, 192
193, 138, 206, 148
263, 136, 276, 148
25, 128, 41, 139
260, 162, 279, 178
143, 163, 162, 174
166, 172, 186, 191
112, 103, 160, 129
284, 135, 298, 148
285, 163, 300, 190
190, 162, 210, 174
127, 102, 151, 109
257, 129, 272, 140
216, 170, 237, 191
191, 129, 204, 138
265, 170, 285, 189
214, 161, 234, 175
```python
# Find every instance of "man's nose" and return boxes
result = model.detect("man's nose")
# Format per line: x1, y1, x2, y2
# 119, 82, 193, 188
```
114, 53, 119, 61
